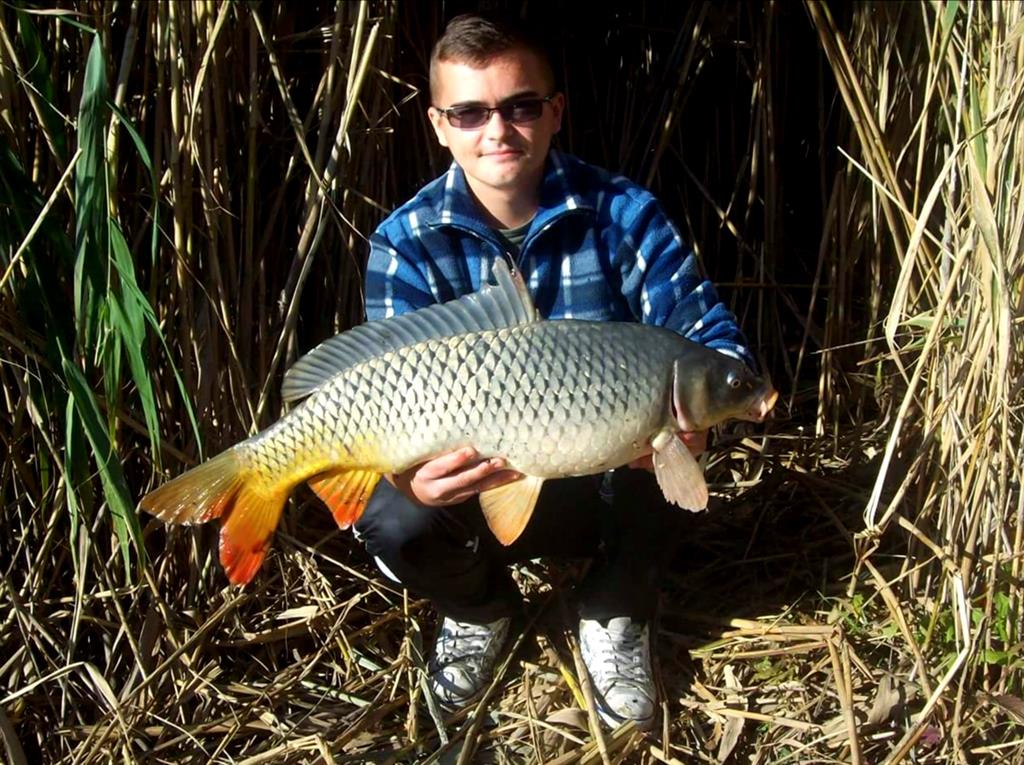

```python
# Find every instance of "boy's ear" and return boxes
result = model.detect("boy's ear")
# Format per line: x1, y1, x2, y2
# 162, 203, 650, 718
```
550, 92, 565, 134
427, 107, 450, 148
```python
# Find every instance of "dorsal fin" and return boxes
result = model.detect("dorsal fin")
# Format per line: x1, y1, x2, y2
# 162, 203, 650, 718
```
281, 260, 538, 402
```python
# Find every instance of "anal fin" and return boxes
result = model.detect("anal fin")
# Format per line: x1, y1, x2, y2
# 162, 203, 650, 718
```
652, 432, 708, 511
308, 469, 382, 529
219, 483, 287, 585
479, 475, 543, 546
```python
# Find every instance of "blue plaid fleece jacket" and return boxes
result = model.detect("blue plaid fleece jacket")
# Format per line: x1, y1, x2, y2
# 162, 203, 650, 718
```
365, 150, 755, 371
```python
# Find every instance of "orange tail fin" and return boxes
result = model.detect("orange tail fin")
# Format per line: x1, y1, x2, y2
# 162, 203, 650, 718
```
140, 448, 287, 585
308, 468, 382, 529
140, 449, 245, 524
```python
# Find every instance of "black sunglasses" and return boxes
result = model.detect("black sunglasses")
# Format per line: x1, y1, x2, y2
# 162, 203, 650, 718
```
435, 96, 555, 130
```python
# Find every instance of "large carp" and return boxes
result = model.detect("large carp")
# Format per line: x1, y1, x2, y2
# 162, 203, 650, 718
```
141, 262, 776, 584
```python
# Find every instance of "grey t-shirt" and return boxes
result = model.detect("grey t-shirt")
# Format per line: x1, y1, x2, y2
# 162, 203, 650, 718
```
496, 219, 532, 254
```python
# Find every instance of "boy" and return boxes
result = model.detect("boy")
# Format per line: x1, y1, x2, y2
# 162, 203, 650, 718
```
356, 13, 755, 730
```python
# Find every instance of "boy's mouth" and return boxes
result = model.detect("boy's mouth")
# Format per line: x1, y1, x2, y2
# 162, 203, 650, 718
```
483, 148, 523, 159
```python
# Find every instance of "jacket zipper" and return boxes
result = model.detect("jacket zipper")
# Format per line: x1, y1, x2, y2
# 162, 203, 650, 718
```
432, 221, 523, 274
431, 209, 590, 277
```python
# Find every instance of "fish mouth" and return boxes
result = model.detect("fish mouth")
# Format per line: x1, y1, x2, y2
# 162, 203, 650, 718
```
746, 387, 778, 422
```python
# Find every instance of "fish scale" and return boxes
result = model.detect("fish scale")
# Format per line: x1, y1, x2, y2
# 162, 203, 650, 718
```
241, 321, 679, 484
140, 261, 776, 585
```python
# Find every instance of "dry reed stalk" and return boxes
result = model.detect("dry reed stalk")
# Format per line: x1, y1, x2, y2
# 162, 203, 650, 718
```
827, 630, 863, 765
253, 12, 380, 422
566, 628, 612, 765
811, 4, 1024, 763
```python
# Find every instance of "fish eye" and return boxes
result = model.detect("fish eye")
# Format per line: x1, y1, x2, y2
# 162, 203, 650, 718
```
728, 372, 742, 389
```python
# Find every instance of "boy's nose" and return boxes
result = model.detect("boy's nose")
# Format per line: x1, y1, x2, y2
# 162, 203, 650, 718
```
482, 109, 515, 138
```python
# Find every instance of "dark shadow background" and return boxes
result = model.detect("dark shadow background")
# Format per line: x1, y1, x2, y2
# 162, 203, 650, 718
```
292, 0, 873, 623
296, 0, 856, 414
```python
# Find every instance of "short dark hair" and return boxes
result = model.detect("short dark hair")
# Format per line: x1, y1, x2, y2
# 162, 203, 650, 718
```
429, 14, 555, 102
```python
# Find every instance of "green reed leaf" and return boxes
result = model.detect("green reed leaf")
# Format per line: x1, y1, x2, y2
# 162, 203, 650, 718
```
64, 395, 84, 570
73, 34, 108, 353
62, 357, 143, 573
108, 219, 161, 462
969, 81, 987, 173
108, 101, 159, 265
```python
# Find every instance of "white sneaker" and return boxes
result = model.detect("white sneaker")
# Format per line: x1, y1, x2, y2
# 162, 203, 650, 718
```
428, 616, 510, 708
579, 617, 656, 730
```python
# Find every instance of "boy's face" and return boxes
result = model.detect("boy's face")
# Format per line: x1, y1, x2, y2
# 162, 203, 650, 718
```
428, 49, 564, 203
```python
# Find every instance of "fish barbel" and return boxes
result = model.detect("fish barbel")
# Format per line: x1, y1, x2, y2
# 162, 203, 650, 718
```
140, 262, 776, 584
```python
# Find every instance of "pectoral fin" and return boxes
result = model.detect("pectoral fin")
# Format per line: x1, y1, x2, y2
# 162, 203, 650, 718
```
479, 475, 544, 546
652, 432, 708, 511
308, 469, 382, 529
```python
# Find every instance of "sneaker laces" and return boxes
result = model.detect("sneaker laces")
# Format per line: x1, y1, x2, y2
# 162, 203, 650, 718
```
579, 617, 656, 729
581, 617, 651, 687
433, 617, 508, 672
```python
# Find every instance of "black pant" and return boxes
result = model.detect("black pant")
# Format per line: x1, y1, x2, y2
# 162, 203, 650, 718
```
354, 469, 684, 623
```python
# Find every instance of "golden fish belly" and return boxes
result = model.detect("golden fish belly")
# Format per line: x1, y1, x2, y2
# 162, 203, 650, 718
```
252, 321, 684, 481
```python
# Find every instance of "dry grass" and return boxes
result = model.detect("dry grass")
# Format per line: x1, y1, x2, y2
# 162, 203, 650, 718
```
1, 1, 1022, 762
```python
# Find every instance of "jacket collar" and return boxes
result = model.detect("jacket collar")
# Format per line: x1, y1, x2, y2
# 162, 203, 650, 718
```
423, 150, 595, 245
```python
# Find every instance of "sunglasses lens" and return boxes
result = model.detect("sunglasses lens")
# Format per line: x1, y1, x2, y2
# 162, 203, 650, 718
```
443, 98, 549, 129
447, 107, 489, 129
505, 99, 544, 123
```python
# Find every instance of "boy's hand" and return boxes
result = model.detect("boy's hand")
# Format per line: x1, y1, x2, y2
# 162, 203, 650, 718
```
627, 430, 708, 471
390, 447, 522, 506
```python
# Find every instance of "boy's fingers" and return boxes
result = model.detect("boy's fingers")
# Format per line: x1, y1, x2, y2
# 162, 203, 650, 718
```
629, 430, 707, 469
448, 456, 507, 491
680, 430, 708, 455
420, 447, 479, 478
448, 469, 522, 505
